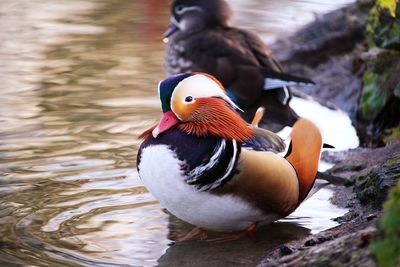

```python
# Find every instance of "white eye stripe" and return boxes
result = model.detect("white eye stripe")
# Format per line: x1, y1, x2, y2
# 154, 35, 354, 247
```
175, 6, 204, 15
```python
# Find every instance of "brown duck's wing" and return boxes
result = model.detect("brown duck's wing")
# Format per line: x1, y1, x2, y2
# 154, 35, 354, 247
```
236, 29, 283, 72
237, 29, 298, 120
181, 28, 275, 106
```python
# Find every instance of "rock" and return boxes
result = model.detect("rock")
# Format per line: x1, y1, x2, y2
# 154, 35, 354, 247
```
279, 245, 294, 256
354, 159, 400, 208
366, 214, 377, 221
317, 236, 334, 243
258, 228, 377, 267
383, 127, 400, 145
367, 0, 400, 51
360, 48, 400, 145
271, 0, 372, 121
304, 239, 317, 247
271, 0, 371, 67
359, 0, 400, 145
327, 142, 400, 180
360, 49, 399, 119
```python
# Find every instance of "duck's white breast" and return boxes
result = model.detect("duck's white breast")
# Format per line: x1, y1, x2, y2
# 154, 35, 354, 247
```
138, 144, 275, 231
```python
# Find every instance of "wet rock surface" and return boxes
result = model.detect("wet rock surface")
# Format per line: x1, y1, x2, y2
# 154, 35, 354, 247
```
259, 228, 377, 267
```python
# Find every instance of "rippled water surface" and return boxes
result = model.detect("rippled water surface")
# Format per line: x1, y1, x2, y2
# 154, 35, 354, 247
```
1, 0, 356, 266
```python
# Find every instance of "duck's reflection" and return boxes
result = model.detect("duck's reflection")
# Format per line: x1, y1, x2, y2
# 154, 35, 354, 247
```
158, 212, 310, 267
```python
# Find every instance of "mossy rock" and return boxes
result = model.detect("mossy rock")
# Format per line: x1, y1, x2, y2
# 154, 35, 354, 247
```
383, 127, 400, 144
354, 154, 400, 207
361, 70, 388, 119
371, 179, 400, 267
360, 0, 400, 142
367, 0, 400, 50
360, 48, 400, 120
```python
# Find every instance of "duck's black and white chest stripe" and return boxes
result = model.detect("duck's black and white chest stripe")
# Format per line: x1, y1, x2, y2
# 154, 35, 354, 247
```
138, 128, 239, 191
137, 128, 267, 231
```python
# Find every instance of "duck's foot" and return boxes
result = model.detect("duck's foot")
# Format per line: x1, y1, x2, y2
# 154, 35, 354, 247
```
169, 227, 208, 242
206, 223, 257, 243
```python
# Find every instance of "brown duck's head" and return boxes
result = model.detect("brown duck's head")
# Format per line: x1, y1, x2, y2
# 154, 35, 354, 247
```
164, 0, 233, 38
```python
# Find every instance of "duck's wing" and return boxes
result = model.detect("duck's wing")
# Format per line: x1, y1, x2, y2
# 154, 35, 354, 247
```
181, 29, 274, 106
236, 29, 282, 71
181, 28, 314, 100
243, 126, 286, 152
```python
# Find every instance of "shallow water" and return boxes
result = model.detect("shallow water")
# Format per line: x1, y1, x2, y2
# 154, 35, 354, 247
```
0, 0, 356, 266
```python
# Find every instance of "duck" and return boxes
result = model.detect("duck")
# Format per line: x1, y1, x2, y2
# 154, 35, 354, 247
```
137, 73, 323, 239
163, 0, 315, 132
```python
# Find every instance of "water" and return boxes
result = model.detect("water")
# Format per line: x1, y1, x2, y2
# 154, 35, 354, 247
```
0, 0, 356, 266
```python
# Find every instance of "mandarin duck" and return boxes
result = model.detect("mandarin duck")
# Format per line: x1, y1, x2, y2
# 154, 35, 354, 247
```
137, 73, 323, 238
163, 0, 315, 132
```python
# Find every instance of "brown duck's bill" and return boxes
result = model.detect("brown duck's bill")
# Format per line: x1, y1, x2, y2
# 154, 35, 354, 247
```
163, 23, 179, 38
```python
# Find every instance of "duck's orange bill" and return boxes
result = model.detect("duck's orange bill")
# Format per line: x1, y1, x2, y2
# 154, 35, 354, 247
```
152, 111, 178, 138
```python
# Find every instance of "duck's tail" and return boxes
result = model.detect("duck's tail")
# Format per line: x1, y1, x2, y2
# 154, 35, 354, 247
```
285, 118, 323, 205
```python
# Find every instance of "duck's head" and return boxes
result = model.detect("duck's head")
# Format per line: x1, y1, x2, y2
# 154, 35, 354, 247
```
147, 73, 253, 141
164, 0, 232, 38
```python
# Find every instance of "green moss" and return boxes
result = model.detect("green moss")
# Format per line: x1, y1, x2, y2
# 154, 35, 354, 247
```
367, 6, 381, 48
377, 0, 397, 17
360, 49, 400, 123
344, 178, 356, 187
368, 0, 400, 50
355, 170, 380, 206
354, 155, 400, 207
361, 71, 388, 119
383, 127, 400, 144
371, 180, 400, 267
383, 156, 400, 167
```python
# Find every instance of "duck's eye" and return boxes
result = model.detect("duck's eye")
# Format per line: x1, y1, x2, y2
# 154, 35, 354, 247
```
184, 96, 194, 103
175, 5, 185, 14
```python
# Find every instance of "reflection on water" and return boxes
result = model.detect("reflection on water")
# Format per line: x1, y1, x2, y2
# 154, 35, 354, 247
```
158, 221, 310, 267
230, 0, 356, 43
0, 0, 355, 266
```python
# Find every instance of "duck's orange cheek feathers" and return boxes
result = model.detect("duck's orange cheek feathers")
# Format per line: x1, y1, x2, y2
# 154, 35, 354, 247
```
171, 98, 197, 121
177, 98, 254, 141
